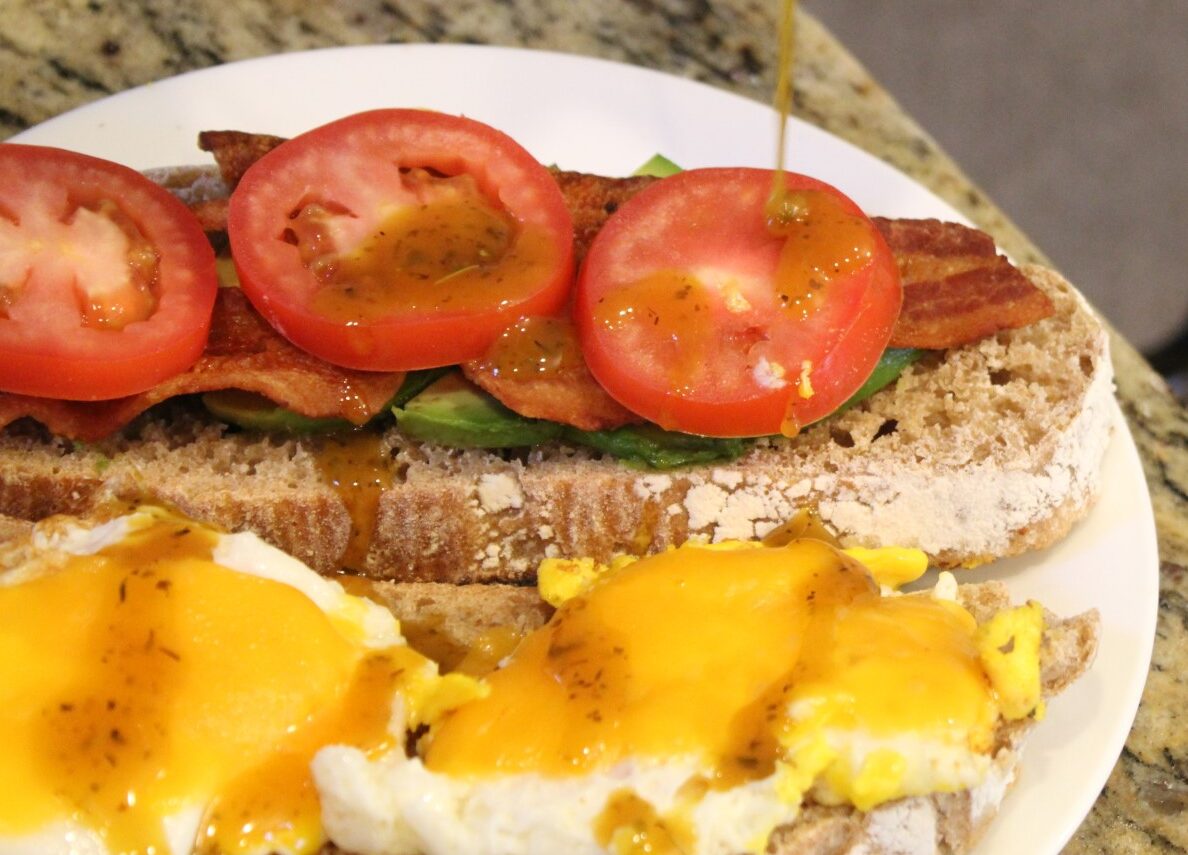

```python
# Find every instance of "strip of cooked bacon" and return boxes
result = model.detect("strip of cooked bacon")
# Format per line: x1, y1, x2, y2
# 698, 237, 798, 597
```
551, 170, 657, 265
873, 217, 1054, 349
0, 289, 404, 442
190, 197, 229, 232
198, 130, 286, 187
458, 170, 656, 429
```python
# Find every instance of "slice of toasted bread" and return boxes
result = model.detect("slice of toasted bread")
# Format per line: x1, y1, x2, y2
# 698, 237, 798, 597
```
0, 256, 1112, 581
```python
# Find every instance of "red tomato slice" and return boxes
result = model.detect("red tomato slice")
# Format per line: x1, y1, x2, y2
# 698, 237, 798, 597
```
0, 144, 218, 401
227, 109, 575, 371
575, 168, 901, 437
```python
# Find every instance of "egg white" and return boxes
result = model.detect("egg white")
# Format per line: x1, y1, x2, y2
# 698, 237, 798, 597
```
314, 747, 792, 855
313, 725, 998, 855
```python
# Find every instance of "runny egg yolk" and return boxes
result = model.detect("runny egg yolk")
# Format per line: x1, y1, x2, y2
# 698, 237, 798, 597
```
423, 540, 999, 795
0, 511, 434, 855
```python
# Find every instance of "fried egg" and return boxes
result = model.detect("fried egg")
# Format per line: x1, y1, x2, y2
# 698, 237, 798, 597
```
0, 506, 480, 855
314, 538, 1045, 855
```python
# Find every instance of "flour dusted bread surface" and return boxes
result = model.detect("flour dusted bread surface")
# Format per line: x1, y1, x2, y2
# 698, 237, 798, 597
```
745, 263, 1115, 566
0, 262, 1111, 580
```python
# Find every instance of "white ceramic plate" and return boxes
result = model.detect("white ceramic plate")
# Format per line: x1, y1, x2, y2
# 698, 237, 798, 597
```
12, 44, 1158, 855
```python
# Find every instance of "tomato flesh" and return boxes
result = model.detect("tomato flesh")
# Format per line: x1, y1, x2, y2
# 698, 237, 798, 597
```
0, 144, 218, 401
575, 168, 901, 437
228, 110, 575, 371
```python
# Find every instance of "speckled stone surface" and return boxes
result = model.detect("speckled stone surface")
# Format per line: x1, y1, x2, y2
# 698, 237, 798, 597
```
2, 1, 1185, 851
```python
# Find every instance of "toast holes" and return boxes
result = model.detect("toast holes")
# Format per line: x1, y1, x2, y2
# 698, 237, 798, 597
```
873, 419, 898, 441
989, 369, 1014, 386
1079, 355, 1095, 377
829, 427, 855, 448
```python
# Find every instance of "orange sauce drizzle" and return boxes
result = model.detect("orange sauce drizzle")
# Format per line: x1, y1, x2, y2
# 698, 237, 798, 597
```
769, 0, 798, 200
767, 190, 877, 319
593, 789, 695, 855
452, 625, 525, 677
16, 519, 219, 853
422, 543, 873, 782
197, 649, 411, 854
314, 431, 392, 571
591, 270, 715, 397
0, 512, 415, 855
761, 506, 841, 547
287, 170, 559, 323
475, 314, 585, 379
422, 540, 996, 794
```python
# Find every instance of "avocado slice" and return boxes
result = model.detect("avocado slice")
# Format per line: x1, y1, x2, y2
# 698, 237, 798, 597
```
563, 423, 750, 470
832, 348, 923, 415
392, 373, 564, 448
633, 153, 683, 178
202, 389, 356, 434
392, 373, 749, 469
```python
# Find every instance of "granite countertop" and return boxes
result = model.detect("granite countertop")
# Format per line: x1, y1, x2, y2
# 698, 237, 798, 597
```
2, 1, 1185, 850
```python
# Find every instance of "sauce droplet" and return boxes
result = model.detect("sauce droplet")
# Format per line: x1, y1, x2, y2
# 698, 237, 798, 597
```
314, 431, 393, 571
593, 789, 694, 855
475, 314, 585, 379
766, 0, 799, 221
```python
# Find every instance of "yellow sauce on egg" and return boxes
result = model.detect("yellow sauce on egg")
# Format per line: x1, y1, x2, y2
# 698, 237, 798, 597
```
423, 540, 999, 794
0, 510, 428, 855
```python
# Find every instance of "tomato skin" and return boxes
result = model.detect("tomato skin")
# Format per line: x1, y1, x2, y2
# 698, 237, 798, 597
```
575, 168, 902, 437
227, 109, 575, 372
0, 144, 218, 401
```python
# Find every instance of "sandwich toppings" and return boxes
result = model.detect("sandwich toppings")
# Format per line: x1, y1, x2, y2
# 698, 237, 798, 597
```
0, 288, 404, 442
0, 112, 1055, 453
575, 168, 901, 436
0, 144, 217, 400
878, 216, 1055, 349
